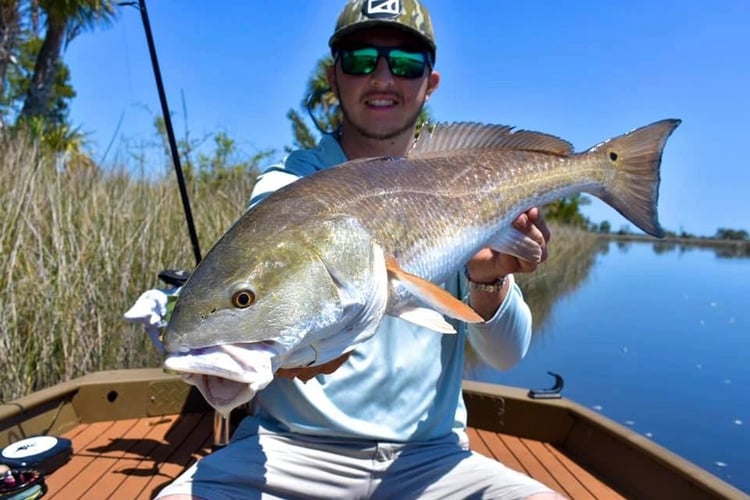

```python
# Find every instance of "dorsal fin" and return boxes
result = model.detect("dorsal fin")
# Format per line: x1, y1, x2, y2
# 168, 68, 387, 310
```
408, 122, 574, 157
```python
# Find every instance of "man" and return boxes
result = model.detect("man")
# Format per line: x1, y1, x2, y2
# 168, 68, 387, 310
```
159, 1, 562, 498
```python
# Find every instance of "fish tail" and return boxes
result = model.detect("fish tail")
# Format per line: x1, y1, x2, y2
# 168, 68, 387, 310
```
590, 119, 681, 237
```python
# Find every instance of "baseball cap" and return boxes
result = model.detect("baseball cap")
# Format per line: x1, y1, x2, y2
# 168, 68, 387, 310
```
329, 0, 436, 61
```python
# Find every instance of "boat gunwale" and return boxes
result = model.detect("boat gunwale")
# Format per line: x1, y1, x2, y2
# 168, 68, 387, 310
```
1, 369, 745, 499
462, 380, 745, 499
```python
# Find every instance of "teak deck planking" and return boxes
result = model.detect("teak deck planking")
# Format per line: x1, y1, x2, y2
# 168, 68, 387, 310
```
41, 412, 621, 499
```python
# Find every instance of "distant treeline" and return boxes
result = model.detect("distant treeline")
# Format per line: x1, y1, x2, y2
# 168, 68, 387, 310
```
604, 224, 749, 243
543, 195, 747, 242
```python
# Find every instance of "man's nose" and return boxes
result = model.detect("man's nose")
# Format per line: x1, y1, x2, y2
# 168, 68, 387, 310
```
369, 57, 395, 86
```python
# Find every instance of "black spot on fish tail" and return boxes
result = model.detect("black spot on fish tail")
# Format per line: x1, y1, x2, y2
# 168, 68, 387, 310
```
592, 119, 681, 238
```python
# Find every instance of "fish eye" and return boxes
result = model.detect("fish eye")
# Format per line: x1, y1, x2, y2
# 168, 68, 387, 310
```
231, 289, 255, 309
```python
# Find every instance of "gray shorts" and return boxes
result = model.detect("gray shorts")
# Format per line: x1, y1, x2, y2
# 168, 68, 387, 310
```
157, 418, 553, 499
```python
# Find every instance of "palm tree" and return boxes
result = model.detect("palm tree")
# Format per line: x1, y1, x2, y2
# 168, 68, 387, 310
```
0, 0, 21, 128
20, 0, 116, 121
305, 55, 341, 134
287, 55, 338, 149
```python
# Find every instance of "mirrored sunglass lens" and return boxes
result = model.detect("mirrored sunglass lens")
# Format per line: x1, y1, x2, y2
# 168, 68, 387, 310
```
388, 50, 426, 78
342, 48, 378, 74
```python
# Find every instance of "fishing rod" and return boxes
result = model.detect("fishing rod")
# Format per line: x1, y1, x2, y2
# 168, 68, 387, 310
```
120, 0, 202, 265
120, 0, 234, 448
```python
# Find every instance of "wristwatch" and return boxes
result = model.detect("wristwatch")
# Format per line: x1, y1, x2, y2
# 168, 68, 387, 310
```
463, 265, 507, 293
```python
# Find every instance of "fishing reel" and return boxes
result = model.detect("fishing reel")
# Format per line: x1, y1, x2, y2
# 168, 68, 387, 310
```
1, 435, 72, 475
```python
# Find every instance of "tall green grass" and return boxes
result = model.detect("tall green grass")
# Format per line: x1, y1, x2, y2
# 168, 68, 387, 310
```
0, 133, 256, 402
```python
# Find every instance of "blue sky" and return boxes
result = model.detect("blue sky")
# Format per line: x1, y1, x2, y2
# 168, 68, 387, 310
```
65, 1, 749, 237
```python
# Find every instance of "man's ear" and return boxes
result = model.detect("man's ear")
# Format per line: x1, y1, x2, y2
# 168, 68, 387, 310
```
327, 64, 338, 95
426, 70, 440, 100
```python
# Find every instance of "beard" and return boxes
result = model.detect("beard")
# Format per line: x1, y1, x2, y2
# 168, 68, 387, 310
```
337, 92, 424, 141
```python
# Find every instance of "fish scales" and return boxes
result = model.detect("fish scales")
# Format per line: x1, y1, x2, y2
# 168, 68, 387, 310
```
251, 150, 597, 285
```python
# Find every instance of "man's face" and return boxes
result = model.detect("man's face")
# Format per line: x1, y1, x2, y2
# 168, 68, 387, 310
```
328, 28, 440, 142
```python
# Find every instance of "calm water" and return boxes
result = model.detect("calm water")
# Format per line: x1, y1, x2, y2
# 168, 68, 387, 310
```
468, 240, 750, 493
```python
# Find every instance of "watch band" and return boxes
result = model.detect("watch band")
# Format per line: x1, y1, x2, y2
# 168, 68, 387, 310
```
463, 265, 507, 293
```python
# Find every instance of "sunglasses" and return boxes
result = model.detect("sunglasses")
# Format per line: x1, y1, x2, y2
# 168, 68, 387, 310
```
337, 46, 432, 79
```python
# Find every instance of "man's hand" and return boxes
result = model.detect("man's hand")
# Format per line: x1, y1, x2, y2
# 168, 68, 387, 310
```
465, 207, 551, 319
276, 352, 352, 382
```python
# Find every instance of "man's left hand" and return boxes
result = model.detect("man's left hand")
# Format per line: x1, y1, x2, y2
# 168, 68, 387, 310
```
464, 207, 550, 319
465, 207, 550, 282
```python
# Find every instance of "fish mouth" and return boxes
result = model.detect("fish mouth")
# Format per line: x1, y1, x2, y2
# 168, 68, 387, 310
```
181, 373, 252, 415
161, 327, 213, 354
164, 342, 283, 415
164, 342, 282, 384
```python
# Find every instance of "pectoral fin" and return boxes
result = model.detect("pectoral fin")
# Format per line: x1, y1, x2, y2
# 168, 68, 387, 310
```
489, 227, 543, 263
385, 256, 484, 328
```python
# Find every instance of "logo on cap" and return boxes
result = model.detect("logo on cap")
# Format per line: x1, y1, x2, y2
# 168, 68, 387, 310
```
364, 0, 402, 19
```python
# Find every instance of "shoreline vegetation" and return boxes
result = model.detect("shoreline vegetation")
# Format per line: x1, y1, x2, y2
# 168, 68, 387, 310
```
604, 232, 750, 258
0, 132, 747, 403
606, 231, 750, 247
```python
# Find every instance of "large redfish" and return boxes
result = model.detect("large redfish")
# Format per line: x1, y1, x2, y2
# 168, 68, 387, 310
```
162, 120, 680, 414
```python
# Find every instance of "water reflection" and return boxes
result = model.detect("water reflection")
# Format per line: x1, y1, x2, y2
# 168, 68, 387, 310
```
465, 229, 749, 363
515, 227, 603, 333
517, 233, 749, 340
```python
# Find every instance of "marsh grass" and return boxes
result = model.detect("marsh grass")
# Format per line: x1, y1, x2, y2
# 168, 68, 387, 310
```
0, 133, 256, 402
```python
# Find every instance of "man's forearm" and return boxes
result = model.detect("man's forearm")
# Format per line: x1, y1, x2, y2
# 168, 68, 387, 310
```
466, 276, 533, 370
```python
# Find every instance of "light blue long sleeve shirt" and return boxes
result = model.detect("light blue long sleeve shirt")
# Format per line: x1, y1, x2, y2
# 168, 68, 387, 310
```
247, 134, 533, 443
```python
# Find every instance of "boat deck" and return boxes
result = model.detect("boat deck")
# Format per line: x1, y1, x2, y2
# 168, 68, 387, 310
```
4, 370, 743, 499
44, 411, 622, 499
